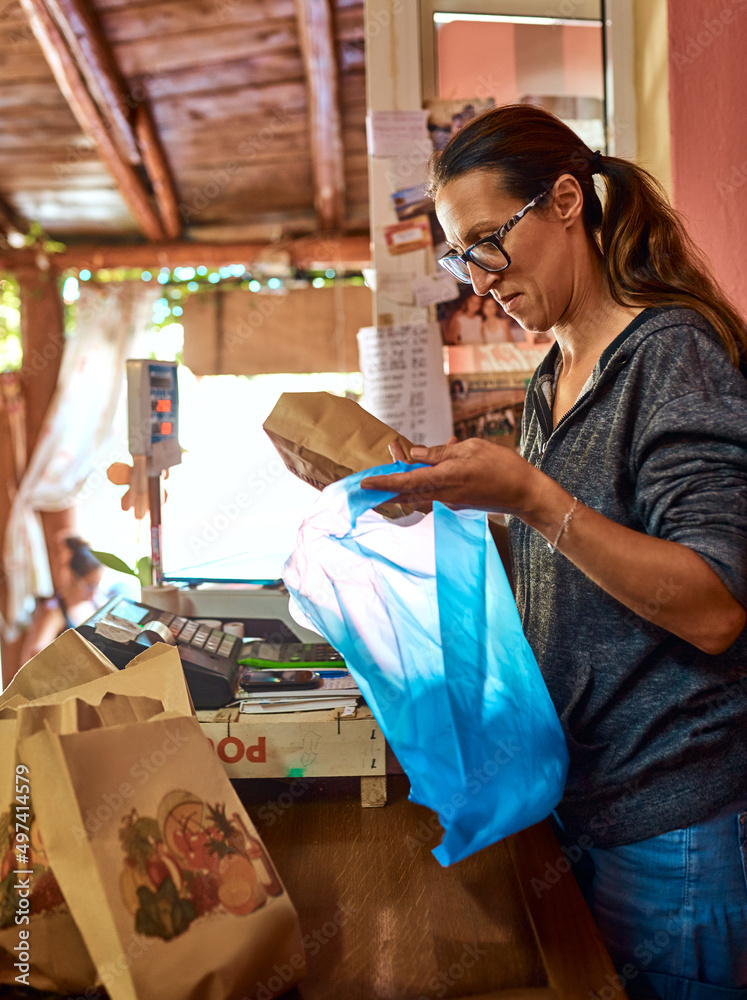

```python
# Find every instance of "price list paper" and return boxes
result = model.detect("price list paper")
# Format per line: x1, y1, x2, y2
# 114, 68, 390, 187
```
357, 323, 453, 446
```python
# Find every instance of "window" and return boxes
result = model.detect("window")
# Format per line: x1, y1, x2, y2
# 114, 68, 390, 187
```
420, 0, 637, 159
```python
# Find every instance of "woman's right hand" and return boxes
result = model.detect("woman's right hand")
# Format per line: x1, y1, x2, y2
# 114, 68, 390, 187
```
367, 436, 551, 518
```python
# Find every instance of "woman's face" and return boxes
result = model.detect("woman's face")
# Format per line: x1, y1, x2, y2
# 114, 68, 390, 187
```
436, 169, 575, 333
464, 294, 482, 316
69, 567, 103, 605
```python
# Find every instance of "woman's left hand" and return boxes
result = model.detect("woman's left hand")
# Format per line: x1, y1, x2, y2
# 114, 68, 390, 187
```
361, 437, 548, 517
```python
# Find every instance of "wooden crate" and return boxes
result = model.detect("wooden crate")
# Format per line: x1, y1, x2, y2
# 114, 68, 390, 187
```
197, 704, 388, 806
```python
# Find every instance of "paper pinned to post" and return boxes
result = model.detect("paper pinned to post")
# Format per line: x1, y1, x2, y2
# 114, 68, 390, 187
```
366, 110, 429, 157
357, 323, 453, 446
412, 271, 460, 309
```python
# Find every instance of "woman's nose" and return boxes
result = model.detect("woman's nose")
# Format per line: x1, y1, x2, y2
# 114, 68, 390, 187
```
467, 261, 498, 297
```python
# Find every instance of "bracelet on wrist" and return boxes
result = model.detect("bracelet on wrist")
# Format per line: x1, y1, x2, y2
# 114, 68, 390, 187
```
547, 496, 579, 553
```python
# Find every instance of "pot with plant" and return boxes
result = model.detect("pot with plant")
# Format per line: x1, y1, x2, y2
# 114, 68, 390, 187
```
91, 550, 180, 613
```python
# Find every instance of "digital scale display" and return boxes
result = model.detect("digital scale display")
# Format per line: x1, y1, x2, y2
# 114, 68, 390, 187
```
126, 359, 181, 474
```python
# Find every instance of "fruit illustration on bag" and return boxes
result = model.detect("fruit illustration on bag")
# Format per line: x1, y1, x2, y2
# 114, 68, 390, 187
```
119, 791, 280, 939
0, 809, 66, 928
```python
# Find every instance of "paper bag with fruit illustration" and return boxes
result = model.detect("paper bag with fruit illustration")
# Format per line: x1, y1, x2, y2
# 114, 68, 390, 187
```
0, 629, 126, 992
0, 716, 99, 993
19, 710, 304, 1000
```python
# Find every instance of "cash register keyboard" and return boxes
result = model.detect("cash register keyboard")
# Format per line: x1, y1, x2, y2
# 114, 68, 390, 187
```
154, 612, 237, 658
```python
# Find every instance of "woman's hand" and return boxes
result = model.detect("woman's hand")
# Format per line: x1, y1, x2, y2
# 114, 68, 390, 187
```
362, 437, 549, 518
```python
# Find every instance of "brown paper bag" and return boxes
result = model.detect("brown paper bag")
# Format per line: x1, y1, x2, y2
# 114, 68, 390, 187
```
0, 628, 118, 714
263, 390, 414, 518
0, 716, 99, 993
0, 635, 210, 995
19, 709, 304, 1000
1, 639, 194, 723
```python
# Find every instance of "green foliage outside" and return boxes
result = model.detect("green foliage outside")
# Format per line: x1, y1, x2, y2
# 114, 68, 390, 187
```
0, 273, 21, 372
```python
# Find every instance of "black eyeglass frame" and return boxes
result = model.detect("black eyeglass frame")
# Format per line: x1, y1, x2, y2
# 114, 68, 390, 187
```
438, 190, 548, 283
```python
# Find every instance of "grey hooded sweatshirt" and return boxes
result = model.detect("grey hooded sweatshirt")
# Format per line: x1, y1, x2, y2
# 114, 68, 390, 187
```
508, 307, 747, 847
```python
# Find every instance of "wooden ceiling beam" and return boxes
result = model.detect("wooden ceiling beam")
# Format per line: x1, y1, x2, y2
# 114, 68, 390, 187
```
0, 236, 372, 273
294, 0, 346, 231
47, 0, 181, 238
0, 195, 26, 241
46, 0, 140, 165
18, 0, 176, 241
133, 103, 182, 239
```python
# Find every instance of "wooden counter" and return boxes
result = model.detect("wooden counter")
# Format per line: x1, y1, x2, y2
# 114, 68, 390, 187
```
2, 775, 627, 1000
235, 774, 628, 1000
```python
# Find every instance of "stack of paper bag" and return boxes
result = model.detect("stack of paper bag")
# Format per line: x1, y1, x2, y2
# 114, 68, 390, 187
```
0, 630, 304, 1000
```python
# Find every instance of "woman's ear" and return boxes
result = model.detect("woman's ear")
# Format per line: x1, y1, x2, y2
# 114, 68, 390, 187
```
551, 173, 584, 227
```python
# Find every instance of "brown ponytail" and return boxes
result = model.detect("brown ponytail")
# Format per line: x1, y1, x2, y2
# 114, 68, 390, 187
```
430, 104, 747, 366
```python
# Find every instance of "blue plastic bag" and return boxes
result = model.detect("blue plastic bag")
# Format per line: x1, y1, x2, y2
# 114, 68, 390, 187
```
283, 463, 569, 865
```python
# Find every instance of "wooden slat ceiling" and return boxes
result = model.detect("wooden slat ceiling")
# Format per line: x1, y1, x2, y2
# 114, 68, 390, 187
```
0, 0, 368, 246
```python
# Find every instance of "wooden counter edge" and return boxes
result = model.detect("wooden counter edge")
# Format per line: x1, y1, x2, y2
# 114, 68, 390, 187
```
506, 820, 629, 1000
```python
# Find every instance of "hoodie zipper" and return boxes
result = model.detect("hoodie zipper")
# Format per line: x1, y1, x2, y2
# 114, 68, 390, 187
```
533, 354, 627, 468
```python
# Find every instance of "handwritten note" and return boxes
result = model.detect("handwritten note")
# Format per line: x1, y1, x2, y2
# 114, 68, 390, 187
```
357, 323, 453, 446
366, 110, 430, 157
412, 271, 460, 308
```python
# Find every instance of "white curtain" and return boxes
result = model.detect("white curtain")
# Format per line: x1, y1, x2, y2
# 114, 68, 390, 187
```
2, 281, 153, 638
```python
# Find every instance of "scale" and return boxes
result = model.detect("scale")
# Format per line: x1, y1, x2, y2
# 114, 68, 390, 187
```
126, 359, 181, 586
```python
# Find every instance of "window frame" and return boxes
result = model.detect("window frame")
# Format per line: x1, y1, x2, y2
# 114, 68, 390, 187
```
418, 0, 637, 160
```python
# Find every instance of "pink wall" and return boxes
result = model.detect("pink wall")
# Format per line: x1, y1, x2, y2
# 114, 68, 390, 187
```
436, 22, 602, 104
562, 25, 603, 99
668, 1, 747, 318
437, 22, 518, 102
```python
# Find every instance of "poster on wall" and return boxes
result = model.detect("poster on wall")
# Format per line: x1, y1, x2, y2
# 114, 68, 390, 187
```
439, 285, 555, 449
391, 183, 446, 251
439, 285, 554, 349
424, 98, 495, 151
448, 377, 527, 450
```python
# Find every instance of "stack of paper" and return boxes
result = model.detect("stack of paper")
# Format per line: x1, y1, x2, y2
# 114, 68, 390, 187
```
238, 674, 361, 714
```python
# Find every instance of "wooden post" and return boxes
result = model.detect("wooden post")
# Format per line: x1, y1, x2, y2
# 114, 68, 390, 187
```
364, 0, 430, 328
0, 373, 25, 688
16, 265, 66, 464
0, 266, 70, 688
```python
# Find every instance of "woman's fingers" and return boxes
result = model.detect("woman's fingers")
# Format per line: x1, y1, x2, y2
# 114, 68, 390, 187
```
388, 440, 408, 462
361, 464, 447, 497
409, 443, 455, 465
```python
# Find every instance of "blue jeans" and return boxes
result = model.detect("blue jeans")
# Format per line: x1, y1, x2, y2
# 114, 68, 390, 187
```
578, 798, 747, 999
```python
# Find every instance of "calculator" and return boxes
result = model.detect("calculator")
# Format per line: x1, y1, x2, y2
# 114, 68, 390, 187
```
238, 640, 345, 670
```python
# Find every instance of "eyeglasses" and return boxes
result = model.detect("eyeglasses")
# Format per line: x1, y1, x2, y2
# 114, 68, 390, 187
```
438, 191, 548, 283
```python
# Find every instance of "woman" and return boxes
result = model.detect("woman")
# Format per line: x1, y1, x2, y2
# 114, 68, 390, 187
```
21, 535, 104, 663
362, 105, 747, 996
445, 291, 484, 343
480, 294, 514, 344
